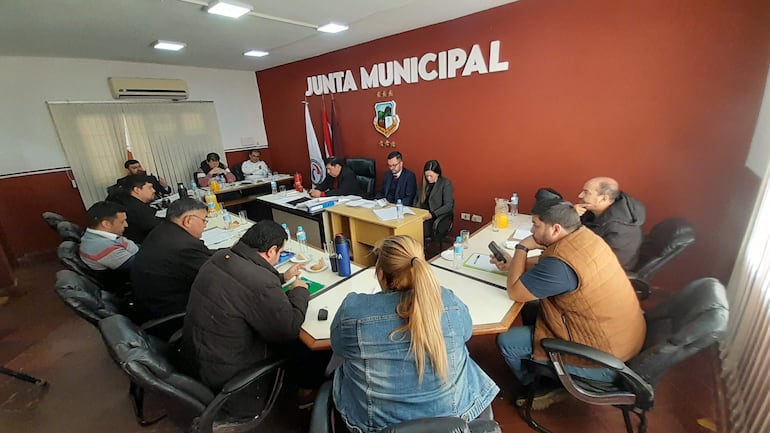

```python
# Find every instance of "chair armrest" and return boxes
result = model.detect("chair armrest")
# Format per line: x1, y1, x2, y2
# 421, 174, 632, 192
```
309, 380, 334, 433
221, 357, 288, 394
140, 312, 186, 341
379, 416, 470, 433
468, 419, 502, 433
196, 357, 288, 433
541, 339, 627, 371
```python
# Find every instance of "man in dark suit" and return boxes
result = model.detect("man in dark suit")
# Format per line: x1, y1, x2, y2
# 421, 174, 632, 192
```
374, 151, 417, 206
116, 159, 171, 199
131, 198, 213, 322
111, 173, 162, 244
309, 157, 363, 197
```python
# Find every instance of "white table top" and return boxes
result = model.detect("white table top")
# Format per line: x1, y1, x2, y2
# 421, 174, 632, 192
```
431, 214, 540, 288
300, 265, 517, 348
202, 174, 293, 194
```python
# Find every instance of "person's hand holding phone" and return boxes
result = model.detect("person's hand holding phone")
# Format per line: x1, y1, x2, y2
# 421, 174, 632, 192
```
489, 241, 512, 271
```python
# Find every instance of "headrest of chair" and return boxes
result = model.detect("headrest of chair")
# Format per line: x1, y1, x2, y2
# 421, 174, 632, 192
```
99, 315, 173, 374
346, 158, 376, 178
57, 221, 84, 241
43, 212, 66, 229
57, 240, 81, 258
645, 277, 729, 346
642, 218, 695, 256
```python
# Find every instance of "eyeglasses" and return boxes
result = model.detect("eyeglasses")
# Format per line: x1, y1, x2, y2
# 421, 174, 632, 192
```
188, 214, 208, 224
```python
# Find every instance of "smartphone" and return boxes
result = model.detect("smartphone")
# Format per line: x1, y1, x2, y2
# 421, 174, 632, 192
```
488, 241, 507, 263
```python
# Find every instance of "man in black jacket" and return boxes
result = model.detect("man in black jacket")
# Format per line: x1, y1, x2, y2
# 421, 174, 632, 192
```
116, 159, 171, 199
131, 198, 213, 321
575, 177, 646, 270
309, 156, 363, 197
182, 221, 323, 413
112, 174, 162, 244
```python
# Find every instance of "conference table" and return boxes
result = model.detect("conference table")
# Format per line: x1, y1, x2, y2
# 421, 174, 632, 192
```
198, 211, 525, 351
430, 214, 540, 289
253, 190, 333, 249
202, 174, 293, 208
326, 204, 431, 267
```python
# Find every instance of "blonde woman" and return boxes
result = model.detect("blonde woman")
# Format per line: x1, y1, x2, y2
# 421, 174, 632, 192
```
330, 235, 499, 433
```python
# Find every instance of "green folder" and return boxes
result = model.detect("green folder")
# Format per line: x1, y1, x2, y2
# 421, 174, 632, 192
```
283, 276, 325, 296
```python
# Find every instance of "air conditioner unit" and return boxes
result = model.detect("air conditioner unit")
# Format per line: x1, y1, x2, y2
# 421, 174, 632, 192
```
108, 77, 189, 100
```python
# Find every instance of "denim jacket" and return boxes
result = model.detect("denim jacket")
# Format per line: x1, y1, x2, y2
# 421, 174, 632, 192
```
331, 287, 499, 433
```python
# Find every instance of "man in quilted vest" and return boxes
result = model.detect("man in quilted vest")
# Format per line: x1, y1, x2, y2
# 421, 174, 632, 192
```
491, 199, 645, 410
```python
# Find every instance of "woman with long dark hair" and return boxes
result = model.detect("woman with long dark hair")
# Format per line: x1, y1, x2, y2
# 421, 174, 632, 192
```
418, 160, 455, 239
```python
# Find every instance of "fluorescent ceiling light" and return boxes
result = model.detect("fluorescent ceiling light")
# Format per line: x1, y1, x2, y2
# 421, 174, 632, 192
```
317, 22, 348, 34
152, 40, 186, 51
207, 0, 252, 18
244, 50, 269, 57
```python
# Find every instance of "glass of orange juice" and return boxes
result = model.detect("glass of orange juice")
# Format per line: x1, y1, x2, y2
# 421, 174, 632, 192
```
210, 179, 220, 193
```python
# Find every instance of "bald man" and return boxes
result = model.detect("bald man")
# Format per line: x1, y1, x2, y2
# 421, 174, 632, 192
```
575, 177, 646, 270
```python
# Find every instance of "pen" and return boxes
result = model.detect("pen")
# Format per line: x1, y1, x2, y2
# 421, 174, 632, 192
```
473, 255, 479, 264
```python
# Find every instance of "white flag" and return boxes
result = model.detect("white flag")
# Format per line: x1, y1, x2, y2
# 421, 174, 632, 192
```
304, 103, 326, 185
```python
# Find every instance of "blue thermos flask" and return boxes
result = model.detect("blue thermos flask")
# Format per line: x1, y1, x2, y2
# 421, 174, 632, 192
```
335, 233, 351, 277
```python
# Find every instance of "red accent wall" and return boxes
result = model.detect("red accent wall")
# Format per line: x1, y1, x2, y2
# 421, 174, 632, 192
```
0, 171, 88, 260
257, 0, 770, 286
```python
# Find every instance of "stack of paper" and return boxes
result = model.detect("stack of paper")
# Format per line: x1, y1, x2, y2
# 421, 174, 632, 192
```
372, 206, 417, 221
201, 227, 236, 247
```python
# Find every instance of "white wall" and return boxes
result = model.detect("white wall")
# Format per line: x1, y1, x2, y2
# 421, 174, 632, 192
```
747, 64, 770, 178
0, 56, 268, 176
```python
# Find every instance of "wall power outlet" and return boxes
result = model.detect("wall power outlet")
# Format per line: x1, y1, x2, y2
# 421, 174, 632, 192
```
471, 214, 483, 223
460, 213, 470, 220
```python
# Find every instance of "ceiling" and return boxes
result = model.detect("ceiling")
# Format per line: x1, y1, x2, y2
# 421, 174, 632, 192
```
0, 0, 518, 72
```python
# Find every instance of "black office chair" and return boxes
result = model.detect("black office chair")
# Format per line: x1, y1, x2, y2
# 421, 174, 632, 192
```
42, 211, 67, 231
231, 162, 245, 181
56, 221, 85, 242
345, 157, 376, 198
309, 379, 501, 433
628, 218, 696, 299
55, 269, 184, 340
57, 241, 101, 285
520, 277, 728, 433
425, 213, 455, 252
98, 314, 286, 431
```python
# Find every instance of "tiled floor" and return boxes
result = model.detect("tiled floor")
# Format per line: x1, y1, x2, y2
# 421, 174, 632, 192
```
0, 257, 723, 433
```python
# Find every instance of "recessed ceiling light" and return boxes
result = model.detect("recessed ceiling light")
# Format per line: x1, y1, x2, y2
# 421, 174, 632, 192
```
207, 0, 252, 19
317, 22, 348, 34
152, 40, 186, 51
244, 50, 269, 57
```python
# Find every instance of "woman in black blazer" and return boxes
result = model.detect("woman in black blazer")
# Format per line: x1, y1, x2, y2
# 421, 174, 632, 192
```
418, 160, 455, 238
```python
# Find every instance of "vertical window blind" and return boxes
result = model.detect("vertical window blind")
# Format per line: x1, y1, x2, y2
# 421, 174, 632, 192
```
47, 101, 225, 208
721, 154, 770, 433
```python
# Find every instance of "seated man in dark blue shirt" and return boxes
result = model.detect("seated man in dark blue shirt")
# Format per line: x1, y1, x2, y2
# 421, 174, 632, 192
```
374, 151, 417, 206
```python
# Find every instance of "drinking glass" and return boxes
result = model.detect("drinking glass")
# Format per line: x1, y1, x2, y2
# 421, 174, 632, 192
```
278, 185, 287, 192
238, 210, 248, 222
460, 230, 470, 248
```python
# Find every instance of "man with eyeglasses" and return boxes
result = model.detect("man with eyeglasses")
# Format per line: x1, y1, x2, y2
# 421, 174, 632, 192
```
374, 151, 417, 206
131, 198, 214, 322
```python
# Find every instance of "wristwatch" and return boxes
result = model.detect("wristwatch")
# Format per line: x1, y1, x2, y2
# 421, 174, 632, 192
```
514, 243, 530, 253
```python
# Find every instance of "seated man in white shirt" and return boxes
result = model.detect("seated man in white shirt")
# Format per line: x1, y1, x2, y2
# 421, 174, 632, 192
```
79, 201, 139, 289
241, 149, 270, 180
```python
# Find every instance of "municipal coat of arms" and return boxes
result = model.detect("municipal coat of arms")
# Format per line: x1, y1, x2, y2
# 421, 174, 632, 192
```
373, 101, 400, 138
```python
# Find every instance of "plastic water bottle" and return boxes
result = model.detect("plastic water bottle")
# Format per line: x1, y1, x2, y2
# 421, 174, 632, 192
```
281, 223, 291, 242
453, 236, 464, 269
177, 182, 188, 198
222, 209, 232, 229
206, 199, 216, 216
296, 225, 308, 253
271, 181, 278, 194
510, 193, 519, 217
396, 199, 404, 221
191, 180, 200, 199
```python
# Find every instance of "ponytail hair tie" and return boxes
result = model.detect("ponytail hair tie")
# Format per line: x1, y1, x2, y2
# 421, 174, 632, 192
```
410, 257, 418, 266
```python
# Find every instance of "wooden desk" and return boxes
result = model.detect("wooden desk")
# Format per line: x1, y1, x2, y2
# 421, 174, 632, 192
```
326, 205, 431, 267
299, 266, 520, 350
